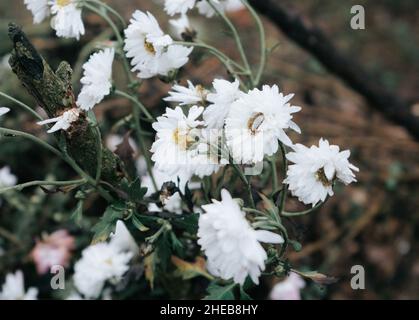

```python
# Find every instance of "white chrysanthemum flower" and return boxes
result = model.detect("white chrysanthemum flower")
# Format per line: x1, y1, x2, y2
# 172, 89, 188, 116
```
0, 270, 38, 300
73, 242, 132, 299
124, 10, 173, 79
152, 44, 193, 78
24, 0, 50, 24
198, 189, 283, 285
37, 107, 80, 133
164, 80, 208, 106
169, 14, 191, 38
284, 138, 359, 207
164, 0, 196, 16
196, 0, 243, 17
151, 106, 221, 179
0, 107, 10, 117
225, 85, 301, 164
0, 166, 17, 187
110, 220, 139, 256
269, 273, 305, 300
76, 48, 115, 110
203, 78, 242, 129
49, 0, 85, 40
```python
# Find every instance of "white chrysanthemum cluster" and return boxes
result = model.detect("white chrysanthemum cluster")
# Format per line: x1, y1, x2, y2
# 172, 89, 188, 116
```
153, 80, 300, 178
284, 138, 359, 206
73, 221, 135, 299
24, 0, 85, 39
124, 11, 192, 79
0, 270, 38, 300
198, 189, 283, 285
163, 0, 244, 17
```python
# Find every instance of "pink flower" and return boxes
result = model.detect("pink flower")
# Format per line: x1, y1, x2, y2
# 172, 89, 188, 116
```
269, 273, 306, 300
30, 230, 75, 275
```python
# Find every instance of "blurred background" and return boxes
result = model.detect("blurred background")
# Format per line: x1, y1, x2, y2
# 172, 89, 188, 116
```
0, 0, 418, 299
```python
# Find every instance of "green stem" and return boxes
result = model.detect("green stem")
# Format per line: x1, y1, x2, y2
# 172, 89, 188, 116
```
83, 0, 127, 28
207, 0, 253, 85
270, 155, 278, 192
231, 162, 255, 208
243, 207, 266, 216
242, 0, 266, 85
282, 200, 325, 217
0, 91, 43, 121
0, 127, 112, 202
173, 40, 247, 72
0, 179, 86, 194
132, 106, 158, 191
278, 143, 288, 213
114, 90, 154, 120
82, 2, 133, 83
85, 2, 158, 190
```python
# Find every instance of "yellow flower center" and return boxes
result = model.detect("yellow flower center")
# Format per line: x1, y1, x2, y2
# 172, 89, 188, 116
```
196, 84, 207, 100
173, 128, 197, 150
104, 258, 113, 266
144, 40, 156, 55
315, 167, 334, 187
56, 0, 71, 7
247, 112, 265, 135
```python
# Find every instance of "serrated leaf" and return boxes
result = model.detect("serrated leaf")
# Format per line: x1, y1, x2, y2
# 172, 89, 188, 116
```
127, 178, 147, 202
204, 282, 236, 300
91, 201, 126, 244
171, 256, 212, 280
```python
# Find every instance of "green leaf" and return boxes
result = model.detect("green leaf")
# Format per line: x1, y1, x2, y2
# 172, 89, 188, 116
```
70, 200, 83, 226
171, 213, 199, 234
203, 282, 236, 300
171, 256, 212, 280
155, 232, 171, 271
91, 201, 126, 244
132, 214, 149, 232
258, 192, 279, 220
127, 178, 147, 202
239, 286, 252, 300
169, 232, 184, 255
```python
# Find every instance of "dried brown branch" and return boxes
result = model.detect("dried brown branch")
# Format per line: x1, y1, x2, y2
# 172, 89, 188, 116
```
7, 23, 125, 185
